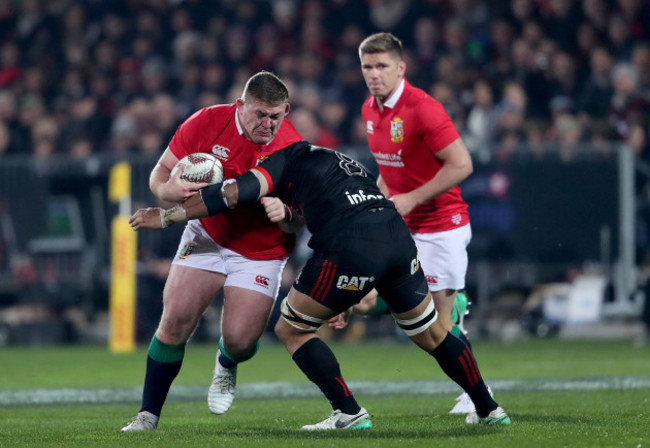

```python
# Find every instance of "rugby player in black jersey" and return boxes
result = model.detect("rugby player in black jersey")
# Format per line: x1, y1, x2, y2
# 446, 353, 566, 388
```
130, 141, 511, 429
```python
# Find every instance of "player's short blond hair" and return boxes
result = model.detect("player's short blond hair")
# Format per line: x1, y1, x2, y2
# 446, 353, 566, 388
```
243, 71, 289, 106
358, 32, 403, 60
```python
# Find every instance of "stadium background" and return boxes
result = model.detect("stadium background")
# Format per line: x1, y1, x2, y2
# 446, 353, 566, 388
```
0, 0, 649, 346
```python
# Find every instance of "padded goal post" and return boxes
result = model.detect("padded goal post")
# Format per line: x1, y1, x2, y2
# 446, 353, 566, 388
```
108, 162, 137, 353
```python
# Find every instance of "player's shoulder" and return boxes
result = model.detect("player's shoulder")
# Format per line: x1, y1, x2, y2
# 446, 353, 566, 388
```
402, 81, 448, 120
182, 103, 231, 123
403, 81, 440, 108
192, 103, 236, 122
178, 104, 235, 134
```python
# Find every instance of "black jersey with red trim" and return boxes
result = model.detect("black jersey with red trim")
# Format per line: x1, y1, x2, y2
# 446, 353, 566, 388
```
255, 142, 395, 248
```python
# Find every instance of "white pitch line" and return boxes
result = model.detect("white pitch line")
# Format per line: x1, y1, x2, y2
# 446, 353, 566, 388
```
1, 376, 649, 406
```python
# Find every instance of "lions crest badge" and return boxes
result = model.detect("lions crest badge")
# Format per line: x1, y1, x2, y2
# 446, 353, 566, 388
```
390, 117, 404, 143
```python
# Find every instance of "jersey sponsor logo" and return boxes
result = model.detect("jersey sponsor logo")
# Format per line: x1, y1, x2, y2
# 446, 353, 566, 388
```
255, 274, 270, 288
372, 149, 405, 167
345, 189, 384, 205
178, 242, 197, 259
390, 117, 404, 143
336, 275, 374, 291
211, 144, 230, 160
451, 213, 462, 225
411, 257, 420, 275
425, 275, 438, 285
366, 120, 374, 134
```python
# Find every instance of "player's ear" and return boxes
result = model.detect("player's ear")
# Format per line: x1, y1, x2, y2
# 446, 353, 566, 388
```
284, 103, 290, 115
236, 98, 245, 108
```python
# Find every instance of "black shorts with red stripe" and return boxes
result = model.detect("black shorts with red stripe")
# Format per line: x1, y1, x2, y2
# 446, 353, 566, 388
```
293, 208, 429, 314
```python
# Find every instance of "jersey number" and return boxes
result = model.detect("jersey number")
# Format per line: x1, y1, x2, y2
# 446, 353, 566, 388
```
336, 153, 367, 178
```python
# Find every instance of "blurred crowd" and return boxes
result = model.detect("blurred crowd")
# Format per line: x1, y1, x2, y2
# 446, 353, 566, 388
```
0, 0, 649, 161
1, 0, 650, 342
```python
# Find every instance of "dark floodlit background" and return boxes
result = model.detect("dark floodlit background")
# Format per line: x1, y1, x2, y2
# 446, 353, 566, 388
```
0, 0, 649, 346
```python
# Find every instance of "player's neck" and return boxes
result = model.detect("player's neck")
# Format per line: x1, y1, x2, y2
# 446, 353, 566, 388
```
374, 95, 387, 112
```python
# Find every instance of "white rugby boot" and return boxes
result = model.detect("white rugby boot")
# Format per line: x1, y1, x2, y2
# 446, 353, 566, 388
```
301, 408, 372, 430
208, 362, 237, 415
450, 385, 494, 414
121, 411, 159, 432
465, 406, 511, 425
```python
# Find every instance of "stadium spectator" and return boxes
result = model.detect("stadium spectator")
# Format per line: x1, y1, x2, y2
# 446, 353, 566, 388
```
0, 0, 647, 155
121, 71, 304, 432
577, 45, 615, 122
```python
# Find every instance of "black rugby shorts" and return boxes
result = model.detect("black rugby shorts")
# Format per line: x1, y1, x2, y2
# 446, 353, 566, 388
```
293, 209, 429, 313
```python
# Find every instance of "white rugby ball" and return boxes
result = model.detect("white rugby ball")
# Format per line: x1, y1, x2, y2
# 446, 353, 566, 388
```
171, 153, 224, 185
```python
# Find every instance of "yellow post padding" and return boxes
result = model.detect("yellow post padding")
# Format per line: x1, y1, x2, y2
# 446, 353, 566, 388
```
109, 215, 137, 353
109, 161, 131, 202
109, 161, 136, 353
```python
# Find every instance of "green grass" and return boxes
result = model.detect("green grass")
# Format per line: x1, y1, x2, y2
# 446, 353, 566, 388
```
0, 339, 648, 447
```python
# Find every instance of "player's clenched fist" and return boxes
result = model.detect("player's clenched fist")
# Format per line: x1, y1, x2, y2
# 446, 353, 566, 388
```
261, 197, 286, 223
129, 207, 164, 230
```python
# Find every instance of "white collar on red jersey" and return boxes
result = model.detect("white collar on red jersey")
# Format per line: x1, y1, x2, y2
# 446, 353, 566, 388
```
235, 105, 245, 135
381, 78, 405, 109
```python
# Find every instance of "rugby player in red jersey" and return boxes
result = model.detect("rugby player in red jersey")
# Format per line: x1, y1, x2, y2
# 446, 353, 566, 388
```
358, 32, 489, 418
121, 71, 304, 432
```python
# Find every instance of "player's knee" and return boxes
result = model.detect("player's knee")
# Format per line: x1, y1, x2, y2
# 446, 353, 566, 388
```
221, 337, 257, 357
157, 315, 197, 344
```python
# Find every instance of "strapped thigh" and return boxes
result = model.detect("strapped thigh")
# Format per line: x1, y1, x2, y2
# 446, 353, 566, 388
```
280, 297, 328, 332
394, 298, 438, 336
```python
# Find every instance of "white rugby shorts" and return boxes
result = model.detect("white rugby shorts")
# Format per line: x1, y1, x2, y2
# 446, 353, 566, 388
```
171, 219, 287, 299
411, 223, 472, 292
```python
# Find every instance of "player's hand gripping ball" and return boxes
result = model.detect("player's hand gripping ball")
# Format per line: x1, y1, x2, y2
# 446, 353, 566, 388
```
171, 153, 224, 185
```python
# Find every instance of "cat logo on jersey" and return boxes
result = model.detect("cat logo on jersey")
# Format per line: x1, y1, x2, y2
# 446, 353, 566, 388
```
256, 155, 269, 165
336, 275, 374, 291
410, 257, 420, 275
390, 117, 404, 143
178, 242, 197, 259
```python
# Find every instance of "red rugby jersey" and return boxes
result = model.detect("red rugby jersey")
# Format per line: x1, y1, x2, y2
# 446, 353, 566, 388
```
361, 79, 469, 233
169, 104, 304, 259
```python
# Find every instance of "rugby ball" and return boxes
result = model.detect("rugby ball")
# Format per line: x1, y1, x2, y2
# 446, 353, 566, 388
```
171, 153, 224, 185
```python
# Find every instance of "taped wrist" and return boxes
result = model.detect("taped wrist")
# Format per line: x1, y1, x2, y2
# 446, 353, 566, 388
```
160, 205, 187, 228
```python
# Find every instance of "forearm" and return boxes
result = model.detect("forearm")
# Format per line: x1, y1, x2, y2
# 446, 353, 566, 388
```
149, 163, 172, 200
158, 169, 268, 228
409, 163, 472, 205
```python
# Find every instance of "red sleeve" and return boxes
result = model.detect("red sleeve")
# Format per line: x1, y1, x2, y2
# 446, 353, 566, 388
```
417, 97, 460, 154
168, 108, 206, 159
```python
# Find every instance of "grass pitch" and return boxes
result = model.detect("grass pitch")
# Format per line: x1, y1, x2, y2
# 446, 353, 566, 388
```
0, 339, 648, 447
